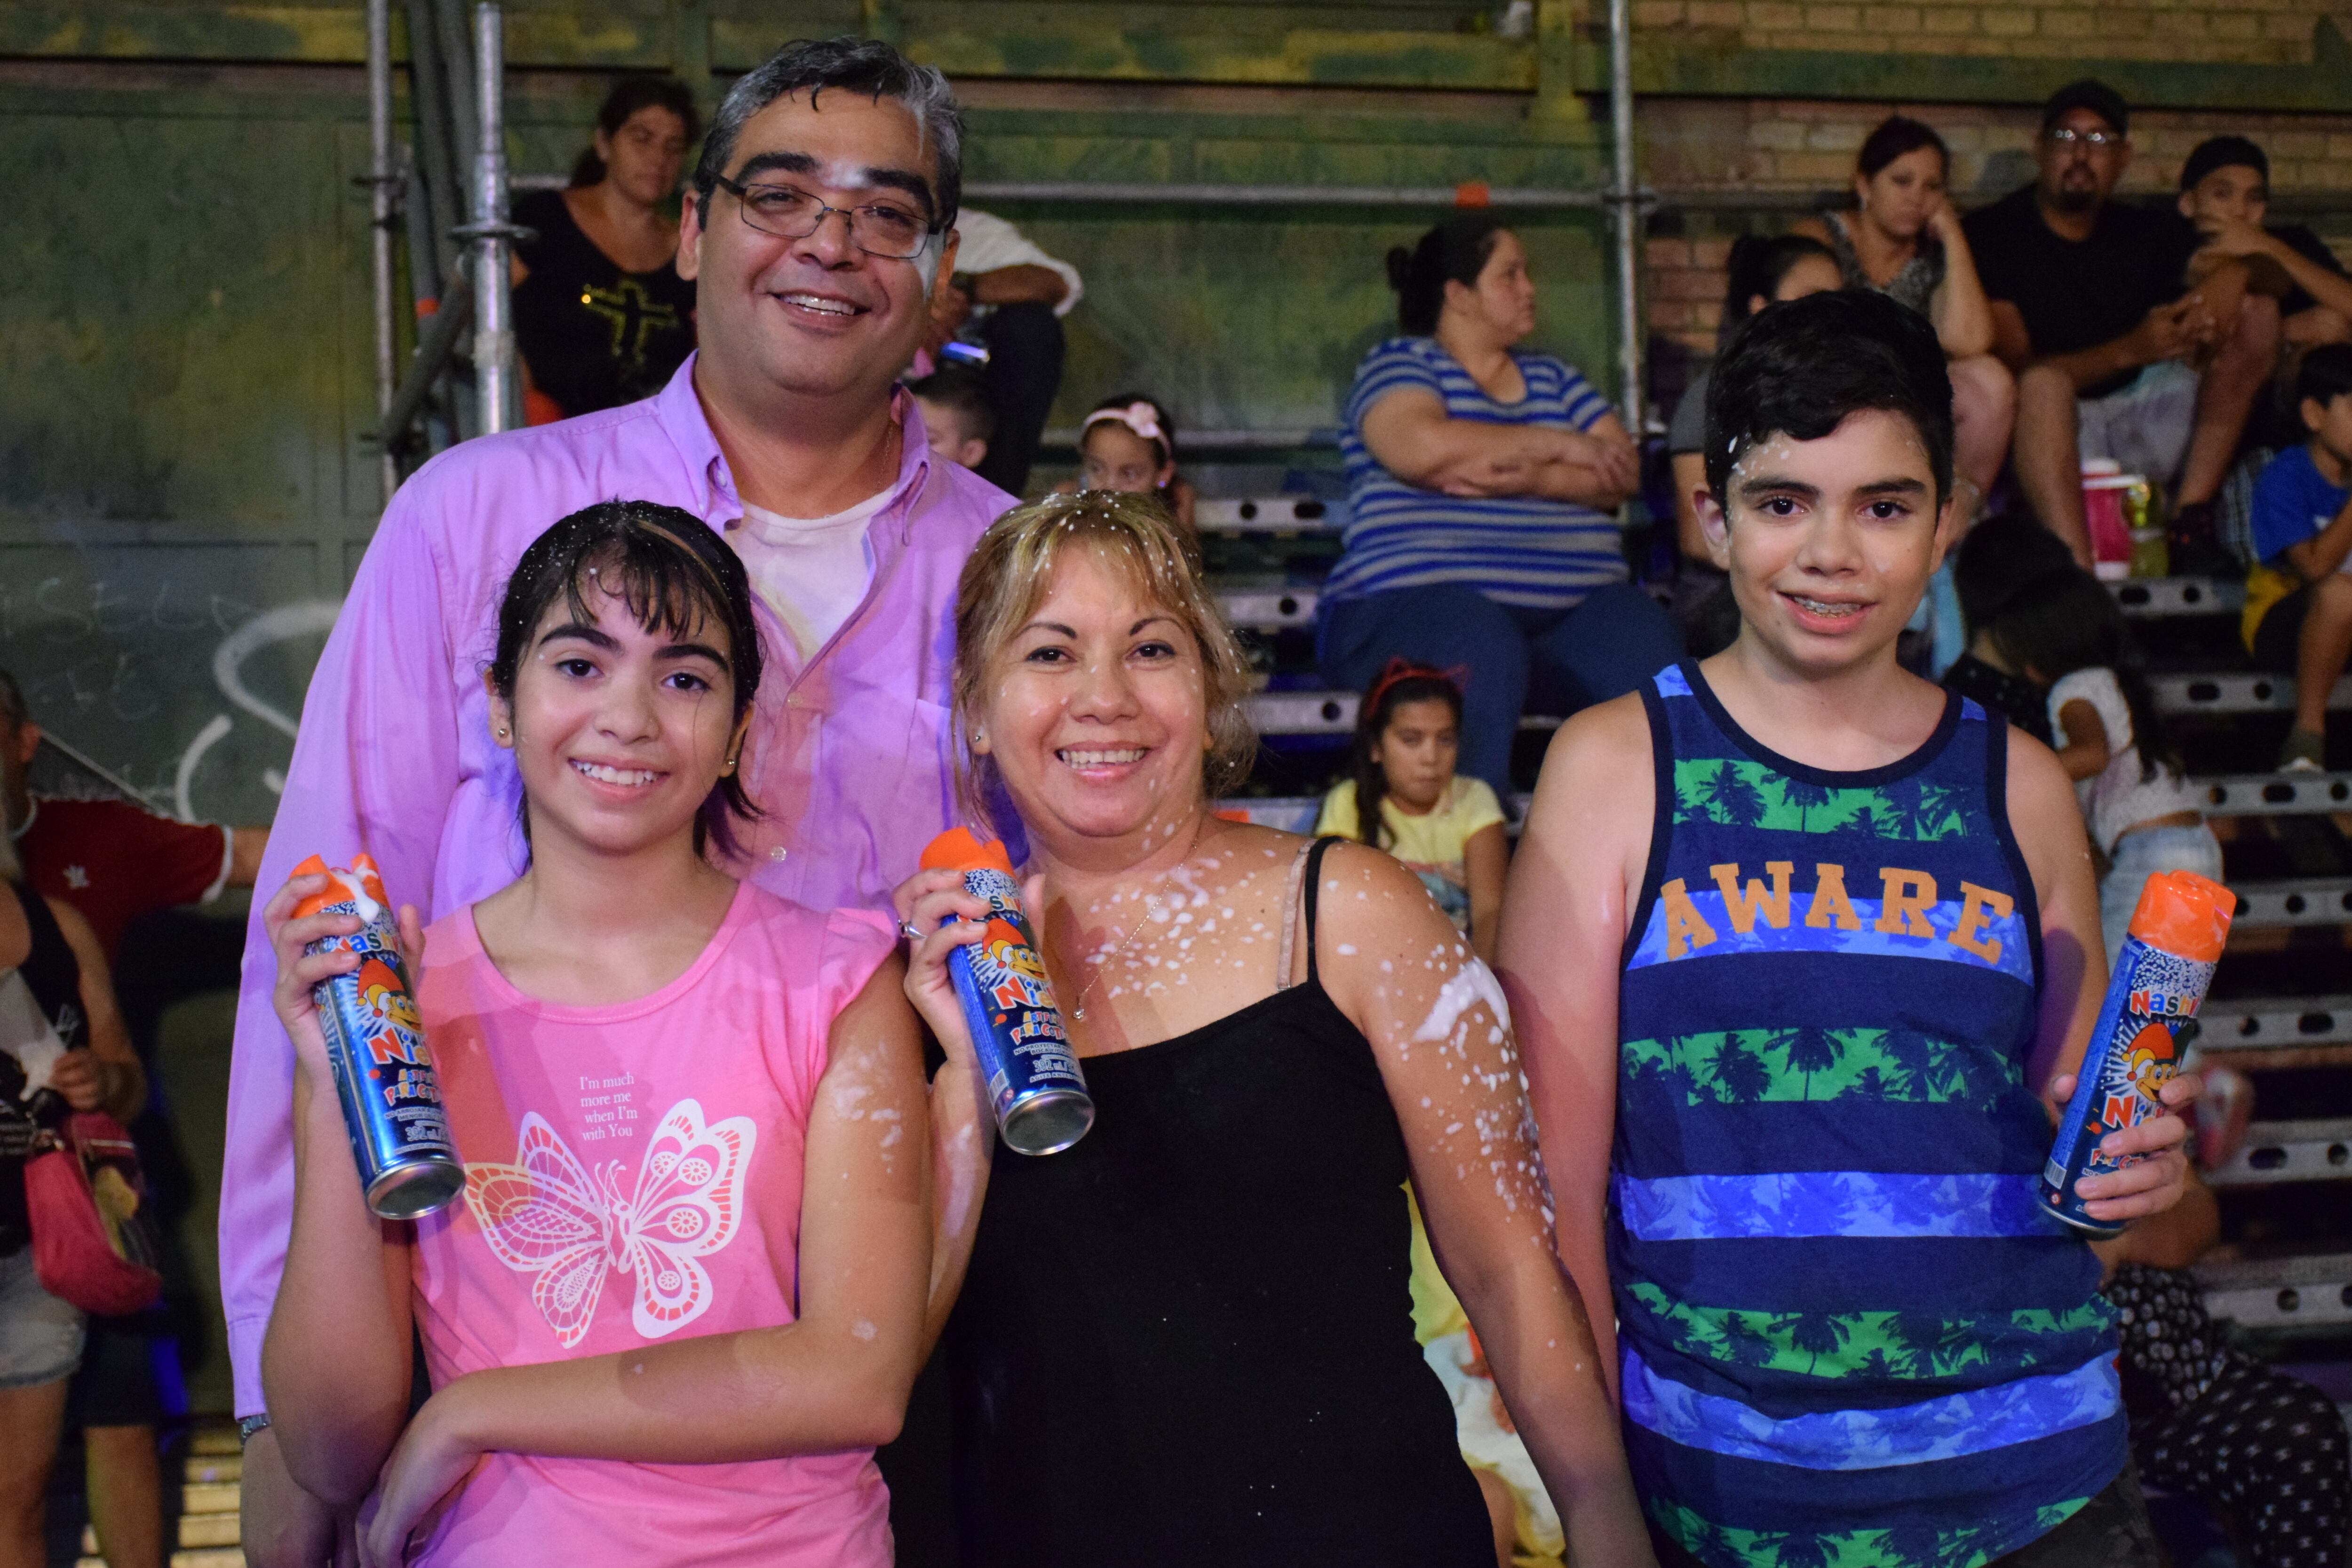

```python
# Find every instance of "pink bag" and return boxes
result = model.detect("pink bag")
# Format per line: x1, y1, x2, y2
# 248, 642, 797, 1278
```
26, 1112, 162, 1316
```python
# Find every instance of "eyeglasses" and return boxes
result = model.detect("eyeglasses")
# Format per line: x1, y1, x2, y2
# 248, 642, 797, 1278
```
2046, 127, 2122, 150
710, 174, 937, 260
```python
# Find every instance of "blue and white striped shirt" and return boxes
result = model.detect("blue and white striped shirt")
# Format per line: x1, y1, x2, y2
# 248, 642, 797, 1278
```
1327, 336, 1623, 611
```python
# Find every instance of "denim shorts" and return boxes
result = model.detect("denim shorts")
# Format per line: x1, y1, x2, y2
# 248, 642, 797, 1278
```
0, 1243, 84, 1389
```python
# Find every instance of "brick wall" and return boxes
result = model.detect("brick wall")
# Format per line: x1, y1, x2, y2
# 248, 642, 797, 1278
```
1630, 0, 2336, 64
1640, 96, 2352, 359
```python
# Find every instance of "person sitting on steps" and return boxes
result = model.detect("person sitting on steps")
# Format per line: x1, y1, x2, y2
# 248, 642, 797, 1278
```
1964, 79, 2279, 574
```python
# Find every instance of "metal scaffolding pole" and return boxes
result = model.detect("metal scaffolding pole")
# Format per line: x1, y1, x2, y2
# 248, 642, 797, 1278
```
365, 0, 398, 498
458, 1, 521, 433
1606, 0, 1644, 431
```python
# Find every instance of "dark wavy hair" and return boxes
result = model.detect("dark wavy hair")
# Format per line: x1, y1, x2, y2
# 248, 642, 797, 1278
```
1386, 213, 1510, 336
1990, 567, 2179, 782
1705, 289, 1954, 509
1856, 115, 1949, 180
1348, 662, 1465, 852
571, 76, 700, 189
489, 501, 763, 860
1721, 233, 1838, 328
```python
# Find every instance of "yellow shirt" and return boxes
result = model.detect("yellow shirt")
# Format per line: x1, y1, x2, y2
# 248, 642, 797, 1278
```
1314, 776, 1506, 934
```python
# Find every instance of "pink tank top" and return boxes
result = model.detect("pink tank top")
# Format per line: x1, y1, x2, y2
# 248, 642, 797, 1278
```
408, 882, 898, 1567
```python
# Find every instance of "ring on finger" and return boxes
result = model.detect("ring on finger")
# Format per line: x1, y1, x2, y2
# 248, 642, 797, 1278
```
900, 918, 924, 942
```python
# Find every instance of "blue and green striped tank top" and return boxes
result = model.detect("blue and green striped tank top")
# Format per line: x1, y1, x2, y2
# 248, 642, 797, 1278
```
1614, 661, 2123, 1568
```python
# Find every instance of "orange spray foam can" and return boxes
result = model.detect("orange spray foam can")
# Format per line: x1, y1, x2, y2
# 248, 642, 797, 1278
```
2040, 870, 2235, 1236
292, 854, 464, 1218
921, 829, 1095, 1156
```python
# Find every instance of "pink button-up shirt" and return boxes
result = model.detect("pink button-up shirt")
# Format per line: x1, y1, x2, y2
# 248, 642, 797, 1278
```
219, 358, 1010, 1415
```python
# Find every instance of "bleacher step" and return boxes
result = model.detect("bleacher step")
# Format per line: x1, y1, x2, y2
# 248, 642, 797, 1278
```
2199, 773, 2352, 815
2228, 877, 2352, 928
1250, 680, 2352, 735
183, 1454, 241, 1485
2154, 672, 2352, 716
2196, 994, 2352, 1051
1213, 578, 2240, 631
2205, 1119, 2352, 1186
2199, 1253, 2352, 1329
183, 1481, 238, 1515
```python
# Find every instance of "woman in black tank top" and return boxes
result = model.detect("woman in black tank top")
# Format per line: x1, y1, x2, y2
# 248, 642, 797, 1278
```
894, 493, 1652, 1568
0, 872, 145, 1567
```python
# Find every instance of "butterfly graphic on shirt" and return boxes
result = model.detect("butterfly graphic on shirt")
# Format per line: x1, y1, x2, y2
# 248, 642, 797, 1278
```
463, 1098, 756, 1348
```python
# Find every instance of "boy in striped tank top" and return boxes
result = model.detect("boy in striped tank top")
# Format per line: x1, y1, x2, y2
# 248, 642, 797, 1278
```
1500, 292, 2201, 1568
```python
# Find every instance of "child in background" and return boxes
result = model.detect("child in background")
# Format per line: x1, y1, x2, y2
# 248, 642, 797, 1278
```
1938, 515, 2081, 742
260, 503, 930, 1568
1994, 567, 2220, 967
909, 363, 997, 474
1315, 661, 1507, 964
1065, 393, 1198, 532
1407, 1194, 1565, 1568
2242, 343, 2352, 772
1664, 235, 1844, 655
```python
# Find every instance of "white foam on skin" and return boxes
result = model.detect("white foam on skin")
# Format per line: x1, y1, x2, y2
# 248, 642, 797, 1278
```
1412, 957, 1513, 1045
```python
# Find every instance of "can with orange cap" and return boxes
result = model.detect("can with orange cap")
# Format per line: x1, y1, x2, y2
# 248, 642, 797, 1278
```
920, 828, 1094, 1156
2039, 870, 2235, 1236
292, 854, 464, 1218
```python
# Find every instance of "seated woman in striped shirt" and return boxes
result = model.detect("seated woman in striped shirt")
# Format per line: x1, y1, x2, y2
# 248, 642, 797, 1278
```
1316, 212, 1683, 799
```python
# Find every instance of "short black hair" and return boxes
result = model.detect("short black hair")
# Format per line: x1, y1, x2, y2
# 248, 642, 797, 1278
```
1722, 233, 1838, 328
2180, 134, 2267, 194
1952, 517, 2077, 635
691, 37, 961, 230
2042, 79, 2127, 137
490, 501, 764, 860
1703, 289, 1954, 509
908, 363, 996, 442
2297, 342, 2352, 410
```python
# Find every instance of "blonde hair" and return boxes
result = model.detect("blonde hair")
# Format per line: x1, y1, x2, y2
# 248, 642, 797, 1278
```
953, 490, 1256, 826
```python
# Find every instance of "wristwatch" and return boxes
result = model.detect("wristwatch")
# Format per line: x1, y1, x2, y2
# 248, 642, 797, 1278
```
239, 1413, 272, 1445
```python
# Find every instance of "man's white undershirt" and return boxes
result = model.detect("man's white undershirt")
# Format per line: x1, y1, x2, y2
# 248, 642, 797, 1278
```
728, 493, 887, 663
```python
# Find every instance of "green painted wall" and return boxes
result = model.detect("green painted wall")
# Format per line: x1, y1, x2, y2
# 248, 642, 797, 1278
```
0, 27, 1617, 821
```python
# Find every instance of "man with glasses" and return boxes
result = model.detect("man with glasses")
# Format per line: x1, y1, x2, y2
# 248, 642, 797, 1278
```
217, 38, 1007, 1565
1965, 79, 2279, 570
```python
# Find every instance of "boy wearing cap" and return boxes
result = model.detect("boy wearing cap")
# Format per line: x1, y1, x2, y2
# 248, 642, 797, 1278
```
2177, 134, 2352, 351
1964, 80, 2279, 573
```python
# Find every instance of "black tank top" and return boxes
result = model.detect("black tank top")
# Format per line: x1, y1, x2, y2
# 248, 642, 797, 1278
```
946, 837, 1492, 1568
510, 188, 697, 418
1, 880, 86, 1256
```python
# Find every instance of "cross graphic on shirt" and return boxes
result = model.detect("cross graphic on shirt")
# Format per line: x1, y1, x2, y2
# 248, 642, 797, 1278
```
63, 865, 88, 890
578, 279, 678, 368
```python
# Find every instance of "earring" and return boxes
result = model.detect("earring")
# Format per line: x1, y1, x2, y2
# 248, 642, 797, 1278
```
494, 725, 509, 740
721, 750, 739, 775
969, 729, 985, 745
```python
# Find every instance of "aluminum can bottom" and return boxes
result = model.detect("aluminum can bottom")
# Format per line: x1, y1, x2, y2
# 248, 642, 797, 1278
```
366, 1156, 467, 1220
1001, 1090, 1096, 1157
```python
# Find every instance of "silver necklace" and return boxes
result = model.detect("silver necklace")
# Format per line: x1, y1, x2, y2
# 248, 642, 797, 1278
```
1060, 820, 1204, 1023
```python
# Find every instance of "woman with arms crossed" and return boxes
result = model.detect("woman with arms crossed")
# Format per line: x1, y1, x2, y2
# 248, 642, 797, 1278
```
898, 491, 1652, 1567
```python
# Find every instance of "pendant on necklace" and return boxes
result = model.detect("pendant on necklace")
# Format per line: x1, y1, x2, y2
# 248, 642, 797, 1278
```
1071, 1004, 1087, 1022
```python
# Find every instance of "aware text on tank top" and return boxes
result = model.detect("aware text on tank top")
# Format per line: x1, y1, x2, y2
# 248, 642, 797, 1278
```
1613, 661, 2123, 1568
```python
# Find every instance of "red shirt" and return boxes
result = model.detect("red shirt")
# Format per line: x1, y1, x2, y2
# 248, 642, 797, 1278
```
16, 796, 231, 962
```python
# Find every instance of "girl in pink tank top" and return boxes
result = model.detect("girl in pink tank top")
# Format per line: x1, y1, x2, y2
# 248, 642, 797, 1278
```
257, 502, 932, 1567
